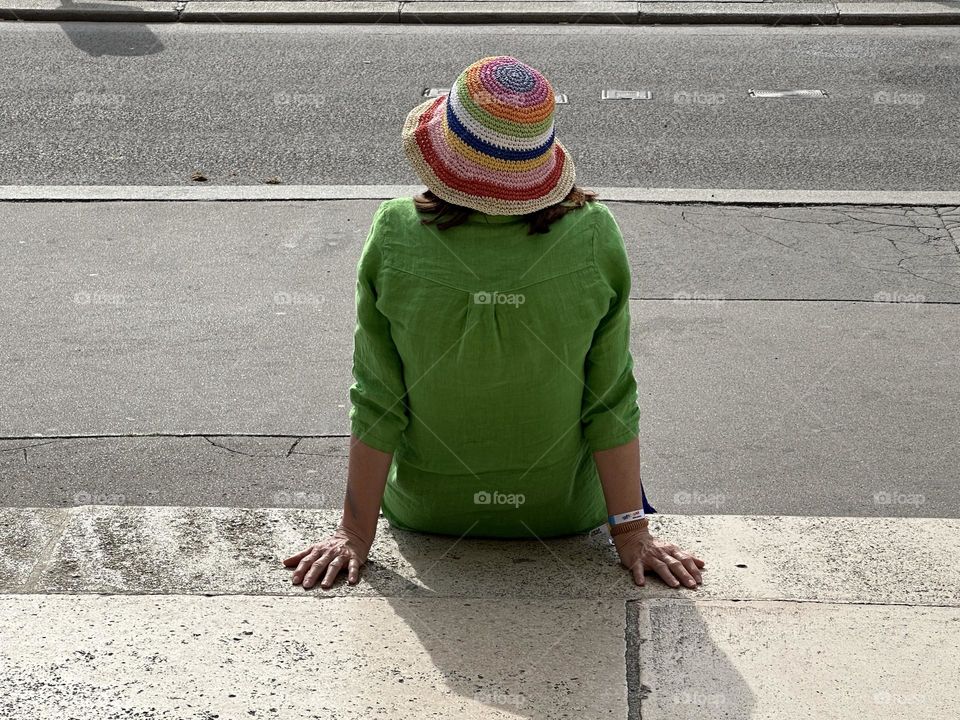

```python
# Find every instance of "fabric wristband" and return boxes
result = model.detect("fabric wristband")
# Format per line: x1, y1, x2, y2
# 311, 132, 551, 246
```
609, 517, 649, 537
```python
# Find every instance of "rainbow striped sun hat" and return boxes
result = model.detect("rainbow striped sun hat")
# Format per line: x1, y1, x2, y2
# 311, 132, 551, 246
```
402, 56, 576, 216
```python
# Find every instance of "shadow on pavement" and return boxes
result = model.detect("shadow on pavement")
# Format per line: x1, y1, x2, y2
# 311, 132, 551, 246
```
639, 600, 756, 719
57, 0, 164, 57
363, 527, 755, 719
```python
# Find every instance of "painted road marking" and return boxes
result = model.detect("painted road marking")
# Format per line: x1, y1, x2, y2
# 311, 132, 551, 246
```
748, 89, 829, 98
601, 89, 653, 100
422, 87, 567, 103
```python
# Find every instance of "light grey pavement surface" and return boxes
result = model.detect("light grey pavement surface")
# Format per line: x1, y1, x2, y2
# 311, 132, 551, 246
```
0, 593, 629, 720
638, 599, 960, 720
1, 23, 959, 189
2, 507, 958, 718
1, 596, 956, 719
3, 200, 958, 516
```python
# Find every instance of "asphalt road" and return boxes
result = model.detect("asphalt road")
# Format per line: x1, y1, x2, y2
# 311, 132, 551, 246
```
1, 22, 959, 189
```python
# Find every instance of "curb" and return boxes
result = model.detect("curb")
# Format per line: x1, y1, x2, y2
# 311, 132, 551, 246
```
3, 185, 960, 206
403, 1, 640, 24
180, 0, 398, 23
1, 1, 960, 25
0, 0, 178, 21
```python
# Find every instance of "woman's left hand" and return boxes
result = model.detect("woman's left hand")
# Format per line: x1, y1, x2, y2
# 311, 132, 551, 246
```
282, 524, 372, 590
612, 526, 706, 589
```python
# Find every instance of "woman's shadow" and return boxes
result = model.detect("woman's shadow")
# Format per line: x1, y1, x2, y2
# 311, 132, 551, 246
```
362, 525, 756, 719
57, 0, 164, 57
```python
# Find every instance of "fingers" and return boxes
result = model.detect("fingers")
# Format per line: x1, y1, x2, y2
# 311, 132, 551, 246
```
672, 550, 704, 585
347, 558, 362, 585
648, 557, 681, 588
664, 555, 698, 588
682, 559, 702, 585
291, 548, 322, 585
287, 540, 364, 590
630, 556, 702, 589
301, 550, 333, 589
320, 556, 347, 590
282, 547, 313, 567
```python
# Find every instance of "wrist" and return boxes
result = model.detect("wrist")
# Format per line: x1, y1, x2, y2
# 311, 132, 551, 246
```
608, 516, 650, 538
336, 519, 374, 548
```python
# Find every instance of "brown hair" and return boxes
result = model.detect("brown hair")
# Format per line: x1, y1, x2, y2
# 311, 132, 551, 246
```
412, 185, 599, 235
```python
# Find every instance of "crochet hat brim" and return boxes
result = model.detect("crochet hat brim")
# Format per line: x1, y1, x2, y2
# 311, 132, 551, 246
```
402, 95, 576, 216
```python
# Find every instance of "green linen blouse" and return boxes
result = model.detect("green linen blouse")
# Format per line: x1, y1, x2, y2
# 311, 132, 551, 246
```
349, 196, 645, 539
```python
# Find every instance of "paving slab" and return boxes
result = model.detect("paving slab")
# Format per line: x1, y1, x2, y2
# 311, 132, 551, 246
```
0, 435, 347, 508
2, 200, 363, 437
4, 507, 957, 604
627, 204, 960, 301
0, 594, 626, 719
3, 199, 959, 516
636, 299, 960, 517
638, 599, 960, 719
0, 507, 68, 591
1, 421, 955, 518
4, 202, 959, 440
5, 308, 958, 515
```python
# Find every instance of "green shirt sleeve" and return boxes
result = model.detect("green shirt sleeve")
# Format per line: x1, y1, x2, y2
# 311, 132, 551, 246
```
348, 201, 409, 453
581, 204, 641, 452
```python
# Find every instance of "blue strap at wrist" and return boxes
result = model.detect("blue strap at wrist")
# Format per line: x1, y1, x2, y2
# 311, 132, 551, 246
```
608, 509, 646, 526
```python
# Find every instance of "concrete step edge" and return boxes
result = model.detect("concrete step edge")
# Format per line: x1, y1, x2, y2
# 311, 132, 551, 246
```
3, 505, 958, 605
3, 184, 960, 206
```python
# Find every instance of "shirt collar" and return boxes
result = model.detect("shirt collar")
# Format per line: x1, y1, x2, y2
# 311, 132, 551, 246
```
470, 212, 523, 224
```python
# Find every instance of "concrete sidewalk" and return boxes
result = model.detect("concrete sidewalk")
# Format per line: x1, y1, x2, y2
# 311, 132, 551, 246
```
3, 0, 960, 25
2, 195, 958, 716
2, 506, 958, 717
3, 198, 959, 518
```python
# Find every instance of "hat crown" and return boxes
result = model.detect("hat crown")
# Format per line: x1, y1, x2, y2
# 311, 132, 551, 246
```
457, 56, 554, 115
450, 57, 556, 149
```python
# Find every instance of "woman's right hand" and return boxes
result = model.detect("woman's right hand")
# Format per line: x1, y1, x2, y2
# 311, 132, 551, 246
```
282, 524, 372, 590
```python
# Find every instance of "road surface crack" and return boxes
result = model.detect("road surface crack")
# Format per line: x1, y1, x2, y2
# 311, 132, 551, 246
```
286, 437, 303, 456
201, 436, 255, 457
0, 440, 59, 454
721, 205, 960, 291
935, 206, 960, 258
